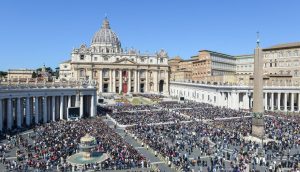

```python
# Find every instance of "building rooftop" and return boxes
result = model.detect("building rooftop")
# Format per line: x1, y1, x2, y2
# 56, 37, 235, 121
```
234, 54, 253, 59
199, 50, 234, 58
8, 69, 34, 72
263, 42, 300, 51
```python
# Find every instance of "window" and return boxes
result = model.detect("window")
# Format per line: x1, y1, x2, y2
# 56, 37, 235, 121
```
160, 58, 164, 63
141, 59, 145, 62
64, 65, 67, 68
80, 69, 85, 77
104, 57, 108, 61
94, 57, 98, 61
80, 55, 85, 60
150, 59, 153, 63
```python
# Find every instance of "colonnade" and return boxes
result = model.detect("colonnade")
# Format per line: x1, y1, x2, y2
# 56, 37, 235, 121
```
0, 87, 97, 132
170, 81, 300, 112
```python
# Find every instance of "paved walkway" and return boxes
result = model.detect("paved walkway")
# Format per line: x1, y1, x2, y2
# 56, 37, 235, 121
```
103, 117, 176, 172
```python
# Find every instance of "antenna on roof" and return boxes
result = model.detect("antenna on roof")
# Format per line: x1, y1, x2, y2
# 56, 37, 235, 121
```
256, 31, 260, 47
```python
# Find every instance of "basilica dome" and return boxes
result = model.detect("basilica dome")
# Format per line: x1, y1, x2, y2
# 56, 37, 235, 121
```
91, 18, 121, 51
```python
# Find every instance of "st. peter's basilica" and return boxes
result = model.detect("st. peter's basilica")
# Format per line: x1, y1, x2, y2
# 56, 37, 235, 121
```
59, 18, 169, 95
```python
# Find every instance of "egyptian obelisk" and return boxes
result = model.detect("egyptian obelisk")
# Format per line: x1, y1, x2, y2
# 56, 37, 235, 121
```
251, 33, 265, 138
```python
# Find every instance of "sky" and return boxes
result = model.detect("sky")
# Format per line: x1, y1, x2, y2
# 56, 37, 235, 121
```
1, 0, 300, 71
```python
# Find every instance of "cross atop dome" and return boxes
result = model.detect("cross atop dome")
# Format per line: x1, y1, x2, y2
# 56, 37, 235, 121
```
102, 17, 110, 29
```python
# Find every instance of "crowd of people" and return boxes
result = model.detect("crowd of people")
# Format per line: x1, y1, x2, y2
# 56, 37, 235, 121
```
107, 104, 161, 113
110, 110, 188, 125
111, 102, 299, 171
0, 117, 148, 171
0, 99, 299, 172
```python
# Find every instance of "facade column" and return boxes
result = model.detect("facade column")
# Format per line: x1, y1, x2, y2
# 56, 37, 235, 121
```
119, 70, 122, 94
43, 97, 47, 124
17, 98, 22, 127
264, 92, 268, 111
134, 70, 138, 93
60, 95, 64, 120
165, 70, 169, 94
277, 93, 281, 111
154, 70, 158, 92
284, 93, 288, 112
145, 70, 148, 93
80, 95, 83, 118
109, 69, 112, 92
52, 96, 56, 122
137, 70, 140, 93
291, 93, 294, 112
26, 96, 30, 126
90, 95, 95, 117
99, 69, 103, 93
7, 98, 12, 130
128, 70, 131, 93
271, 92, 274, 111
34, 97, 39, 124
112, 70, 116, 93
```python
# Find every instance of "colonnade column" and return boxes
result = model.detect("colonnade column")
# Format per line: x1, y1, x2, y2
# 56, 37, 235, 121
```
99, 69, 103, 93
243, 93, 250, 110
271, 92, 274, 111
284, 93, 288, 112
34, 97, 39, 124
68, 96, 71, 108
128, 70, 131, 93
91, 94, 96, 117
227, 93, 231, 108
17, 98, 22, 127
80, 95, 83, 118
52, 96, 56, 122
264, 92, 268, 111
7, 98, 12, 130
60, 95, 64, 120
119, 70, 122, 94
291, 93, 294, 112
0, 99, 3, 131
277, 93, 281, 111
26, 96, 30, 126
218, 92, 222, 107
134, 70, 138, 93
43, 97, 47, 124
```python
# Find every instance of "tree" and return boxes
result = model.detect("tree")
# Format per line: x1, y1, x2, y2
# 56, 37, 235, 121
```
32, 71, 37, 78
0, 71, 7, 79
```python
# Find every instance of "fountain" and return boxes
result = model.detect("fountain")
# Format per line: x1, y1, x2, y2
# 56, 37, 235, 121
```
67, 134, 108, 166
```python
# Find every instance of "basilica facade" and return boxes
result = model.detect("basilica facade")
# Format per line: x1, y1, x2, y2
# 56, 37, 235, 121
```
59, 18, 169, 95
